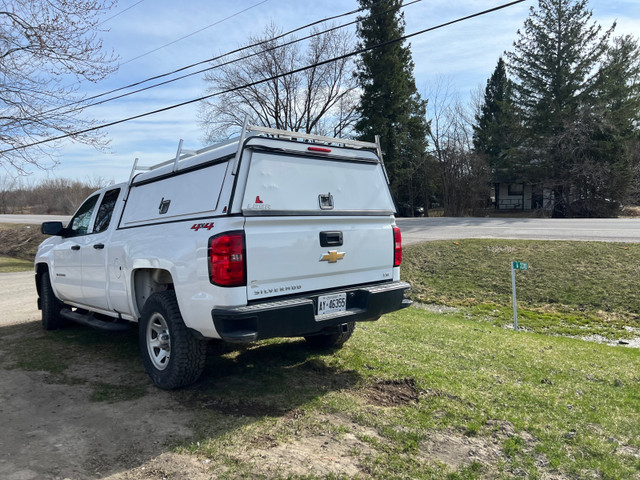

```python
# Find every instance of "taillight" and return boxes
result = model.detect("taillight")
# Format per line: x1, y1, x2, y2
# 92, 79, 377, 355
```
208, 231, 246, 287
393, 226, 402, 267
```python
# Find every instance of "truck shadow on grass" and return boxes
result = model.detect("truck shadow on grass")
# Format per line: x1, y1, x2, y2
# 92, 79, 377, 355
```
184, 340, 360, 417
0, 321, 361, 479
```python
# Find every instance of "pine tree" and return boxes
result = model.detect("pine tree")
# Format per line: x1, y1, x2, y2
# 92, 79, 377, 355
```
507, 0, 612, 137
473, 58, 519, 182
355, 0, 429, 212
504, 0, 636, 217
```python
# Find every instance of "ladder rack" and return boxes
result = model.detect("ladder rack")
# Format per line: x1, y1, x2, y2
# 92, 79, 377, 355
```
127, 137, 238, 185
128, 126, 384, 186
246, 125, 379, 150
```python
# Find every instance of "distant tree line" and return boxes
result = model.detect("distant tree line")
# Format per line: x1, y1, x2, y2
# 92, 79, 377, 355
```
0, 177, 111, 215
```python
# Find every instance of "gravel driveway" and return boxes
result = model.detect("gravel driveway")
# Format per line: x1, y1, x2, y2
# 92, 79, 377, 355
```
0, 271, 38, 326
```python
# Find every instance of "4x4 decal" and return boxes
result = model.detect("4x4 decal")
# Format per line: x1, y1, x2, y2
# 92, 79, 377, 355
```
191, 222, 214, 231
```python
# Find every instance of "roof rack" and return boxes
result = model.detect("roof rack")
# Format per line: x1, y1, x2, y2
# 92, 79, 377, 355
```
246, 125, 379, 150
127, 137, 238, 185
243, 125, 388, 183
128, 125, 387, 186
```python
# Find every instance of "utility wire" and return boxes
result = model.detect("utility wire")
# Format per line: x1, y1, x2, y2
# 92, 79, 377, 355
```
48, 2, 370, 116
1, 0, 526, 155
119, 0, 269, 66
96, 0, 145, 27
48, 0, 423, 119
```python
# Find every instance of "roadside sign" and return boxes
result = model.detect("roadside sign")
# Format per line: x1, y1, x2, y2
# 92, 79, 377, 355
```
511, 260, 530, 331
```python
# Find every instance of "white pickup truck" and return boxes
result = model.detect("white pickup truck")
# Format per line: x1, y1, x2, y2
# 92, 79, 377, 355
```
35, 125, 411, 389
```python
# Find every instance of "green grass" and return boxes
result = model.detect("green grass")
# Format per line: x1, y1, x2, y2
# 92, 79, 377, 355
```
2, 238, 640, 478
2, 307, 639, 478
403, 239, 640, 341
0, 256, 33, 272
170, 310, 640, 479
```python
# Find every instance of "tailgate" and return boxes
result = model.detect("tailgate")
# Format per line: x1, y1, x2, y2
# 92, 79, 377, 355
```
244, 216, 394, 301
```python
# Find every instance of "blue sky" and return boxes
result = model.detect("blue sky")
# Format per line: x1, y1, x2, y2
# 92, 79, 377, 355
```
24, 0, 640, 183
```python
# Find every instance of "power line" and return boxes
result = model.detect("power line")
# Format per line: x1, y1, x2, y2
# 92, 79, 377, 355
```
97, 0, 145, 27
119, 0, 269, 66
50, 0, 423, 119
0, 0, 526, 155
25, 1, 372, 122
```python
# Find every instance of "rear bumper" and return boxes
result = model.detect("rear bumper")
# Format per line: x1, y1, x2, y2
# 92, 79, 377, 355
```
212, 281, 411, 343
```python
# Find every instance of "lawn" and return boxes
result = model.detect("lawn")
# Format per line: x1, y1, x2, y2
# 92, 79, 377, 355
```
1, 232, 639, 478
3, 308, 638, 478
403, 239, 640, 342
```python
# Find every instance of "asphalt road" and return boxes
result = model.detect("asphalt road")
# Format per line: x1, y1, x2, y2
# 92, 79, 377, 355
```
3, 214, 640, 244
0, 214, 71, 224
396, 217, 640, 245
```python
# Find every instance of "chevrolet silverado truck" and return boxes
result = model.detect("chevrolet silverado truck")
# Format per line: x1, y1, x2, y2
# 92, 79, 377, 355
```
35, 125, 411, 389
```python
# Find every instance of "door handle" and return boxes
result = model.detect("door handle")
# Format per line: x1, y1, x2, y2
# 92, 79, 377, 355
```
319, 231, 343, 247
93, 243, 105, 250
71, 245, 80, 251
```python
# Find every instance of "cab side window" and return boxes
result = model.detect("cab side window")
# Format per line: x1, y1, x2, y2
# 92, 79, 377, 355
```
94, 188, 121, 234
68, 195, 99, 236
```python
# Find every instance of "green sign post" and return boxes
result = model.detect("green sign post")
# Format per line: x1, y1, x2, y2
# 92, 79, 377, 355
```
511, 261, 529, 331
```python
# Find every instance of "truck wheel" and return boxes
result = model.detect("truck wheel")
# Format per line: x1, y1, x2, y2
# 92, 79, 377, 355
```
40, 272, 65, 330
139, 290, 207, 390
305, 322, 356, 348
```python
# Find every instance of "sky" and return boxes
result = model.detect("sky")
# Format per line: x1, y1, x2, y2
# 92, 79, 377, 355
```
17, 0, 640, 183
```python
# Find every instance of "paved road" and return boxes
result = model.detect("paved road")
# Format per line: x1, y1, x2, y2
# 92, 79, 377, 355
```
0, 214, 71, 224
396, 217, 640, 245
4, 214, 639, 244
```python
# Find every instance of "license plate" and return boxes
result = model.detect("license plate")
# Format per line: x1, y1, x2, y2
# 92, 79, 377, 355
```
317, 293, 347, 315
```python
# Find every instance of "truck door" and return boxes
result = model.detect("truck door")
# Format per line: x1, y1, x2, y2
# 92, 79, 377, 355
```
81, 188, 121, 310
51, 194, 100, 303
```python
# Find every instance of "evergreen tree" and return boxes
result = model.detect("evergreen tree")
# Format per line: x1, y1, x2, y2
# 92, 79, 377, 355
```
473, 57, 519, 182
505, 0, 628, 216
355, 0, 429, 213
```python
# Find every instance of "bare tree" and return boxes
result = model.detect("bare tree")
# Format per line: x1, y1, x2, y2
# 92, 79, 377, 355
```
426, 77, 490, 216
0, 0, 118, 173
199, 23, 359, 141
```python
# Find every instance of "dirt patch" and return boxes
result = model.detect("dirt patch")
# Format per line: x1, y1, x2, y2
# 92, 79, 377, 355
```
198, 397, 287, 417
103, 453, 214, 480
616, 444, 640, 458
422, 420, 539, 473
227, 413, 382, 478
362, 377, 420, 407
0, 272, 40, 325
0, 368, 194, 480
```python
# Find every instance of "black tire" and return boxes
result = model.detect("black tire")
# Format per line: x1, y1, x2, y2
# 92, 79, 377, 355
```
40, 272, 65, 330
305, 322, 356, 349
139, 290, 207, 390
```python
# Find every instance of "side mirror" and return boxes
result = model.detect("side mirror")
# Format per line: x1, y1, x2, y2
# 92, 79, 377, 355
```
41, 221, 64, 236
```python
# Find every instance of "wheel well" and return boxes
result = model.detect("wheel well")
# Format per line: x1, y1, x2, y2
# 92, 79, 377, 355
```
35, 263, 49, 297
133, 269, 174, 315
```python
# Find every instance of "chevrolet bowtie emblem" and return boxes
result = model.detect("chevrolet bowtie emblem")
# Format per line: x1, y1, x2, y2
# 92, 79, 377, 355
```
320, 250, 345, 263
